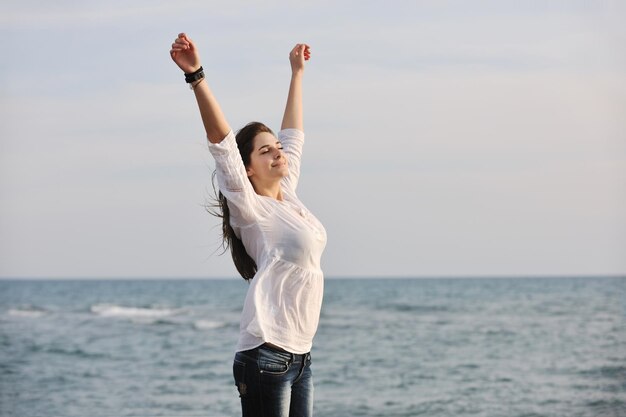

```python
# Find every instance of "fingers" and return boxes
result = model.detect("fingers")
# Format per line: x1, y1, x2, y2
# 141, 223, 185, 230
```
170, 40, 187, 59
290, 43, 312, 61
172, 38, 189, 50
169, 33, 201, 72
171, 33, 194, 51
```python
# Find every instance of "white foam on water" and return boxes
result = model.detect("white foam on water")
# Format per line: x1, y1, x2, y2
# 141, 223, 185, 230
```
7, 307, 47, 318
90, 303, 178, 319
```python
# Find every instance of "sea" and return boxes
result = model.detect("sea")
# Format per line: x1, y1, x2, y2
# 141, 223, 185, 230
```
0, 276, 624, 417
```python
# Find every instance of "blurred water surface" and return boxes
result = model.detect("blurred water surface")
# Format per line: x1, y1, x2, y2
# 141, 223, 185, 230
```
1, 276, 624, 417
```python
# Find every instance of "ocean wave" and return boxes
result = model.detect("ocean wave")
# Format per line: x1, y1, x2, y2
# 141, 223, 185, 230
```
193, 319, 226, 330
7, 306, 48, 318
585, 398, 626, 414
481, 327, 517, 337
90, 303, 180, 320
382, 303, 450, 313
149, 319, 180, 326
579, 365, 626, 380
43, 346, 109, 360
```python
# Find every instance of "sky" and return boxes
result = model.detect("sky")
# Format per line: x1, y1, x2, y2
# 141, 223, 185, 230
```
1, 1, 625, 279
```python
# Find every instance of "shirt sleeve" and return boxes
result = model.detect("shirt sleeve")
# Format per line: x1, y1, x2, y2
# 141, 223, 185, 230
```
278, 128, 305, 191
207, 131, 261, 226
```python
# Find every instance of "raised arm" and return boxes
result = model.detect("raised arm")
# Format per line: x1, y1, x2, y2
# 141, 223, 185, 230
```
281, 44, 310, 131
170, 33, 231, 144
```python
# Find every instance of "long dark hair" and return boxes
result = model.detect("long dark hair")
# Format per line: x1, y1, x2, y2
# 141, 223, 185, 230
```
208, 122, 274, 281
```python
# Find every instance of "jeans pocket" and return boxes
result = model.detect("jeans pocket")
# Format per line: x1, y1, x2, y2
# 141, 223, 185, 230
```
233, 359, 247, 398
258, 347, 291, 375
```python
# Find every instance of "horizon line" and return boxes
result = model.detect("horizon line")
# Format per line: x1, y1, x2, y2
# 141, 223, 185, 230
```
0, 274, 624, 281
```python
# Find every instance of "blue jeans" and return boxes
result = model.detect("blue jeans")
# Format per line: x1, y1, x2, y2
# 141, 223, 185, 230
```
233, 344, 313, 417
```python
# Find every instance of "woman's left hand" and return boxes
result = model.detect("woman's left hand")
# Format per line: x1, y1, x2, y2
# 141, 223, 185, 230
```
289, 43, 310, 74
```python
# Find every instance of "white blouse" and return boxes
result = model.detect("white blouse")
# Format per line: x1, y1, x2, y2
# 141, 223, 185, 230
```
208, 128, 327, 354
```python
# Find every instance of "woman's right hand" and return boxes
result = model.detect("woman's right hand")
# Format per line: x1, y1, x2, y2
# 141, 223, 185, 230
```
170, 33, 201, 74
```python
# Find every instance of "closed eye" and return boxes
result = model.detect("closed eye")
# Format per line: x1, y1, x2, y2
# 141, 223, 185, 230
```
258, 142, 283, 153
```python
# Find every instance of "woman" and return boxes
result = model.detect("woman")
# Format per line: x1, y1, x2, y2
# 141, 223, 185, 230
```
170, 33, 327, 417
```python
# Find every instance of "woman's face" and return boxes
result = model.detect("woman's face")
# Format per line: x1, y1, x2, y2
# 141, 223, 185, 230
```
246, 132, 289, 182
